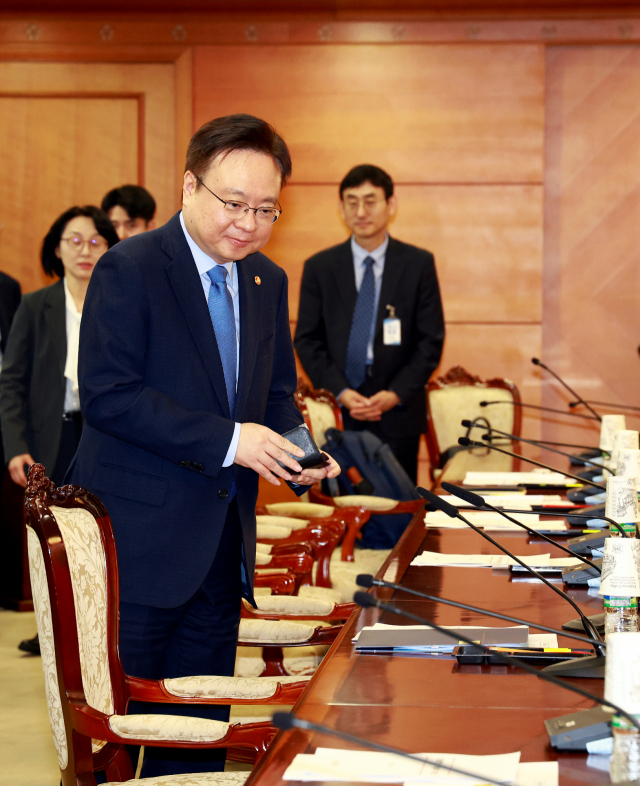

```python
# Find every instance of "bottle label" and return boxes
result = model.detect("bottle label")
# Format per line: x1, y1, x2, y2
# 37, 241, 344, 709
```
612, 714, 640, 730
605, 596, 639, 609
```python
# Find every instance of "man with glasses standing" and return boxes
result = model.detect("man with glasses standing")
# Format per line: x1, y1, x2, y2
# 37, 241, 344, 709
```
294, 164, 445, 484
67, 114, 339, 778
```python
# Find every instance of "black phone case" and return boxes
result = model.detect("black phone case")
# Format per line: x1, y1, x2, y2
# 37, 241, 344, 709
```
278, 425, 328, 470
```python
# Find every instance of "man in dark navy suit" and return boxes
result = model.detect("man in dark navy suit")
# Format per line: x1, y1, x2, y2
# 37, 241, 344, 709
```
295, 164, 445, 483
68, 114, 339, 777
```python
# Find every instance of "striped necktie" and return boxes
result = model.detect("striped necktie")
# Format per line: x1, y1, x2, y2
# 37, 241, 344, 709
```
207, 265, 237, 417
345, 256, 376, 390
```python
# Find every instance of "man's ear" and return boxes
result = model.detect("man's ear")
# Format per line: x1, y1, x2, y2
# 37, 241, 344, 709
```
387, 194, 398, 217
338, 199, 346, 221
183, 170, 197, 203
146, 219, 156, 231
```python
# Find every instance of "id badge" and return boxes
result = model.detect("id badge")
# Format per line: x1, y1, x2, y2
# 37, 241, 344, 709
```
383, 318, 401, 345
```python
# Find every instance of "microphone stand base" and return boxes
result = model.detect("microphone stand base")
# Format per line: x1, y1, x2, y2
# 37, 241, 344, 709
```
541, 654, 605, 679
562, 613, 605, 636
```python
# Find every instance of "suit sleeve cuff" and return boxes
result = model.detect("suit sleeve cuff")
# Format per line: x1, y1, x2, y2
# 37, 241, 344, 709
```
222, 422, 241, 467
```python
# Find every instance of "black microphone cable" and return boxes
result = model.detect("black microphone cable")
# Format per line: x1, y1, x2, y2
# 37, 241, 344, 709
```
417, 487, 604, 650
479, 399, 600, 421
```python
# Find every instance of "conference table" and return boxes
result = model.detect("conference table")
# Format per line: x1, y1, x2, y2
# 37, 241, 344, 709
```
247, 501, 611, 786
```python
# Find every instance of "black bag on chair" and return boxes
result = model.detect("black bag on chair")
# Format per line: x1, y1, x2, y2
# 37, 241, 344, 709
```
320, 428, 420, 549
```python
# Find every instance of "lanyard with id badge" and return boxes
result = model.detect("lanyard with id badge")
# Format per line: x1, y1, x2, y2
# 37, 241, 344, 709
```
383, 305, 401, 345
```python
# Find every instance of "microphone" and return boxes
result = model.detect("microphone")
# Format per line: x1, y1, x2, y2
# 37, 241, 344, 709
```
417, 487, 605, 675
457, 436, 607, 491
460, 419, 605, 470
353, 592, 639, 731
355, 574, 603, 648
479, 399, 600, 421
531, 357, 602, 422
441, 479, 626, 539
570, 399, 640, 414
439, 481, 601, 568
271, 712, 523, 786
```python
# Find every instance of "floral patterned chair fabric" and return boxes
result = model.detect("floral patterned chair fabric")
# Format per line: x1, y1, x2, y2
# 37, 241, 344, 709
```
24, 465, 310, 786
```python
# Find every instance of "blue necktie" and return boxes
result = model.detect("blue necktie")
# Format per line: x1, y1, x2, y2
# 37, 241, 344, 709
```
345, 256, 376, 390
207, 265, 237, 417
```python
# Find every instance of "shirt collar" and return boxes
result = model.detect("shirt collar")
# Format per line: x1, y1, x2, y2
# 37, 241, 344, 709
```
63, 277, 82, 319
180, 211, 237, 289
351, 233, 389, 268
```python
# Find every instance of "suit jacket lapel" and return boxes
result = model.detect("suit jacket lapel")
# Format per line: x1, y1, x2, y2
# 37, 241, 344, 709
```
375, 236, 406, 339
44, 279, 66, 379
162, 217, 231, 418
234, 258, 262, 419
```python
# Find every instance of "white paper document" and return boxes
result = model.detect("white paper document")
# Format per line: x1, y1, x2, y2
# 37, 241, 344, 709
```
283, 747, 521, 783
463, 471, 569, 487
411, 551, 551, 568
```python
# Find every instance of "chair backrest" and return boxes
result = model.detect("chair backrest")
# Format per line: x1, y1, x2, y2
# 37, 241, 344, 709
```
294, 380, 343, 449
426, 365, 521, 476
24, 464, 125, 781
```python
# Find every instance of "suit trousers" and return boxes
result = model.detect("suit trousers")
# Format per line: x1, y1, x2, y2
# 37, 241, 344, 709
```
118, 498, 243, 778
342, 376, 421, 484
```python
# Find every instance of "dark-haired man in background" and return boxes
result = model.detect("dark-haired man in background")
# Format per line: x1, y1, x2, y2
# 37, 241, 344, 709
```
294, 164, 445, 483
70, 115, 339, 777
102, 183, 156, 240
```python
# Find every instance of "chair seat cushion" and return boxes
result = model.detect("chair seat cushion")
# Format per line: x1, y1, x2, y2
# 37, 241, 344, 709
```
162, 674, 308, 700
256, 514, 310, 530
256, 524, 291, 540
332, 495, 398, 512
299, 585, 343, 604
266, 502, 333, 518
238, 619, 316, 644
107, 772, 250, 785
109, 714, 229, 742
253, 595, 335, 616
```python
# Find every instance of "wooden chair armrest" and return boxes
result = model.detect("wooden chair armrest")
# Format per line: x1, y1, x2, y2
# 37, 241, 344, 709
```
254, 572, 296, 595
125, 674, 309, 704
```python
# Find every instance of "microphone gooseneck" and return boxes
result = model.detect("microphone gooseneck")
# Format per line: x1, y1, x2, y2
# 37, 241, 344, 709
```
353, 592, 639, 733
457, 437, 607, 491
531, 357, 602, 422
440, 480, 608, 562
460, 419, 606, 470
479, 400, 600, 421
417, 487, 604, 650
355, 573, 604, 648
570, 399, 640, 414
271, 710, 524, 786
493, 507, 626, 539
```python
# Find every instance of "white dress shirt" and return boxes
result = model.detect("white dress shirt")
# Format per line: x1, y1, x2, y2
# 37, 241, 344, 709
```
63, 277, 82, 413
180, 212, 241, 466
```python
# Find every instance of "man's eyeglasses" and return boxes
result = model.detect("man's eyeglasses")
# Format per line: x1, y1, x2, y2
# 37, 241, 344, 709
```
196, 176, 282, 225
343, 197, 387, 213
60, 235, 108, 254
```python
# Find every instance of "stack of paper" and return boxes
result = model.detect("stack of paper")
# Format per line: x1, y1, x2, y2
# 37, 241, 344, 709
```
436, 494, 568, 509
283, 747, 559, 785
463, 471, 569, 487
354, 622, 529, 652
424, 510, 567, 532
410, 551, 552, 568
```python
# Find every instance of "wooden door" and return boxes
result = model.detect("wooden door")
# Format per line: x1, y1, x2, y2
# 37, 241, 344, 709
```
0, 61, 177, 293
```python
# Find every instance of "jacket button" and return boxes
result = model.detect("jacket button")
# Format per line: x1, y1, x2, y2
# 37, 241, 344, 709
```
218, 488, 229, 499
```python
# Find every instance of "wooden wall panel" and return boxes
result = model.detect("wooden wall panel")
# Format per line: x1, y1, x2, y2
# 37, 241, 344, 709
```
193, 44, 544, 184
0, 96, 138, 290
543, 45, 640, 448
266, 183, 542, 323
0, 61, 176, 292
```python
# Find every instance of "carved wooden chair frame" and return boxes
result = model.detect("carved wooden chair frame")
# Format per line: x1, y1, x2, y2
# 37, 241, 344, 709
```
425, 365, 522, 479
24, 465, 309, 784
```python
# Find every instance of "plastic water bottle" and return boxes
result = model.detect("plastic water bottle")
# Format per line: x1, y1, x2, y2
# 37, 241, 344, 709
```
610, 715, 640, 783
605, 597, 639, 636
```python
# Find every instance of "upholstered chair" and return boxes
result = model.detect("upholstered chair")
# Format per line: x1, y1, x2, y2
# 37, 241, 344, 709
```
426, 365, 522, 481
24, 465, 311, 785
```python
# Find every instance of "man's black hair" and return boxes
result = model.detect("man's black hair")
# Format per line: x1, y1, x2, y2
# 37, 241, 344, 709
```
101, 184, 156, 223
339, 164, 394, 200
